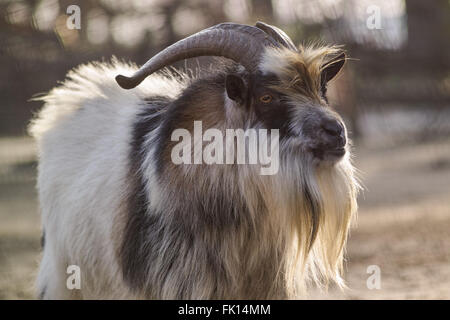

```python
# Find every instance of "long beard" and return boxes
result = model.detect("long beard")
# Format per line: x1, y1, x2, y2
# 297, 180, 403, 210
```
247, 150, 359, 297
144, 132, 358, 298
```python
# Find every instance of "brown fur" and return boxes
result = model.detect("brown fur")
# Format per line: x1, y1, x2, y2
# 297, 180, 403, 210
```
260, 45, 346, 102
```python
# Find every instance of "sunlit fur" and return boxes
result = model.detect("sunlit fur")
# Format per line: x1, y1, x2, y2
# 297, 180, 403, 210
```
260, 45, 346, 102
258, 45, 359, 294
30, 44, 358, 299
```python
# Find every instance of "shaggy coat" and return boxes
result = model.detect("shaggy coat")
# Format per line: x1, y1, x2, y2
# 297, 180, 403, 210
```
30, 46, 358, 299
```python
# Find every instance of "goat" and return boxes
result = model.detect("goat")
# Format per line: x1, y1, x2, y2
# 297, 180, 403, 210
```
30, 22, 358, 299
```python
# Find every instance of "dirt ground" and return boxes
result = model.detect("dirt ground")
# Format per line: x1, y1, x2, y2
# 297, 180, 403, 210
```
0, 136, 449, 299
311, 137, 450, 299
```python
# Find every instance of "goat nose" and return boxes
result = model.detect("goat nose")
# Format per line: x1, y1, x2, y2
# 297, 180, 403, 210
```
321, 119, 346, 145
322, 119, 343, 136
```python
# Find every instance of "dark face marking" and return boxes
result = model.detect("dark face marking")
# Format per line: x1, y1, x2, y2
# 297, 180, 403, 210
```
249, 73, 292, 137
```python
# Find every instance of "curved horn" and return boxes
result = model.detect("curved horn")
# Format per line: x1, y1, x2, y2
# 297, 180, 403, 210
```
255, 21, 298, 52
116, 23, 279, 89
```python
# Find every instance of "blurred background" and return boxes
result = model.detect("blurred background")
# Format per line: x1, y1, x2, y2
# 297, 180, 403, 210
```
0, 0, 449, 299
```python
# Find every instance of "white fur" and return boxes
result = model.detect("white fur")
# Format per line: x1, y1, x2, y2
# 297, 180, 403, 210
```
30, 60, 185, 299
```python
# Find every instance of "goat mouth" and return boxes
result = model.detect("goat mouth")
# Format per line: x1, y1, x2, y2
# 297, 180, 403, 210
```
328, 147, 346, 157
311, 146, 346, 162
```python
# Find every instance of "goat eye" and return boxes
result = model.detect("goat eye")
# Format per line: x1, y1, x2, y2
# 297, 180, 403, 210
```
259, 94, 272, 103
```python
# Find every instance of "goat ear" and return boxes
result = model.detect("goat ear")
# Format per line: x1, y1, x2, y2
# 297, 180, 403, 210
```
226, 74, 247, 105
321, 52, 346, 85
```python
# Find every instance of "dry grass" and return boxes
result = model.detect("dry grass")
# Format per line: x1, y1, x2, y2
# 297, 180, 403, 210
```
0, 136, 449, 299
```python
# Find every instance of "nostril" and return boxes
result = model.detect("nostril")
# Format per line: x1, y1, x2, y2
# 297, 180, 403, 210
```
321, 119, 343, 137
